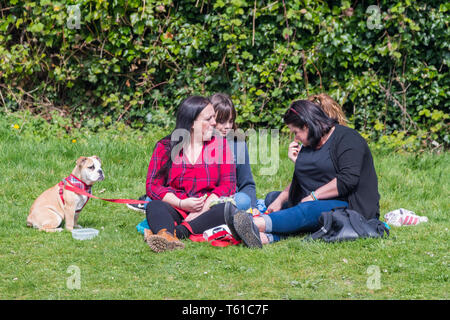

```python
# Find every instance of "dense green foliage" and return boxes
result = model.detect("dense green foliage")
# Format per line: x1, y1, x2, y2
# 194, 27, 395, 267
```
0, 0, 448, 149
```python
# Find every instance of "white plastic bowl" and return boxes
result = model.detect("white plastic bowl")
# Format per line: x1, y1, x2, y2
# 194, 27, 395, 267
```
72, 228, 99, 240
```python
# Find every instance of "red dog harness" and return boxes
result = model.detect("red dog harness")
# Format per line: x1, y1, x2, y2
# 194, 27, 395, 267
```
58, 175, 149, 207
58, 174, 92, 213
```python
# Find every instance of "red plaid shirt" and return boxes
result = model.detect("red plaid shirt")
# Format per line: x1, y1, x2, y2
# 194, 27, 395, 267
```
146, 135, 236, 215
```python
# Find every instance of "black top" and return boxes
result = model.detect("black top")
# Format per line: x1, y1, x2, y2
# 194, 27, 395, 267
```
288, 124, 380, 220
295, 132, 344, 202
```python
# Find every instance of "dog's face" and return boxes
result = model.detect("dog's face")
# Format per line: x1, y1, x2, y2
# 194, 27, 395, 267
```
77, 156, 105, 186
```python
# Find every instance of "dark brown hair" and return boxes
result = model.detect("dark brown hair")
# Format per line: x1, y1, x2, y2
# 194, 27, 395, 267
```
210, 93, 237, 130
284, 100, 338, 149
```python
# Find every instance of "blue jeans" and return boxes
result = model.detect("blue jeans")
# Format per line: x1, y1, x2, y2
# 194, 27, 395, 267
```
262, 192, 348, 242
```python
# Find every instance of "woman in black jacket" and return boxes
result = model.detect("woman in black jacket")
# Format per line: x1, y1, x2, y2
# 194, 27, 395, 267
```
225, 99, 380, 248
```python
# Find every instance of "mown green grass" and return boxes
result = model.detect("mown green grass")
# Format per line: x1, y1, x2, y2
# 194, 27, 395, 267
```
0, 121, 448, 300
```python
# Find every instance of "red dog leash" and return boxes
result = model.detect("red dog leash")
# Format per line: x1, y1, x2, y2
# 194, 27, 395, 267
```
63, 178, 149, 205
64, 178, 242, 247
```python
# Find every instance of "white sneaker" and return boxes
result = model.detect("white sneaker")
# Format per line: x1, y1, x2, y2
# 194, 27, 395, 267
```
126, 195, 147, 213
127, 202, 146, 213
384, 208, 428, 227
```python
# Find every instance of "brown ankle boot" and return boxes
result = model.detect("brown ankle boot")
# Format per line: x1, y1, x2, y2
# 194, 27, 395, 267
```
143, 228, 153, 242
145, 228, 185, 253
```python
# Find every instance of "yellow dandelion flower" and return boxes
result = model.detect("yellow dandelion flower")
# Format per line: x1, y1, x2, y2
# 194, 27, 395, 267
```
72, 139, 77, 143
13, 124, 20, 130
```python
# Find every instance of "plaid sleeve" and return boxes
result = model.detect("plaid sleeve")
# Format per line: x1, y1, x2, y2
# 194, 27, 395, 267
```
146, 141, 175, 200
211, 138, 236, 197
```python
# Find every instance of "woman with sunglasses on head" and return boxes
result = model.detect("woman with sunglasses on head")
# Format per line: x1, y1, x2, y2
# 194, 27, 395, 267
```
225, 97, 380, 248
264, 93, 349, 210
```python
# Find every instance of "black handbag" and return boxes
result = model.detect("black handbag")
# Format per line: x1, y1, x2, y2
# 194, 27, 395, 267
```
306, 207, 389, 242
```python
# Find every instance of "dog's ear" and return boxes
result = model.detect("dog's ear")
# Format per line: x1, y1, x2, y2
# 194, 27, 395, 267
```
76, 156, 88, 168
92, 155, 102, 164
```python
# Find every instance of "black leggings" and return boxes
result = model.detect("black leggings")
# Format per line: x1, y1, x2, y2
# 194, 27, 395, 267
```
145, 200, 226, 239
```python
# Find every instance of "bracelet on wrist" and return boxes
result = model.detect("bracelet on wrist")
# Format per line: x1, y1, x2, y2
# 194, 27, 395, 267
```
311, 191, 318, 201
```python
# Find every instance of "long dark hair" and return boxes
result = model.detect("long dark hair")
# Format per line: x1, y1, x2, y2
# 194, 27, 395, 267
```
284, 100, 338, 149
156, 96, 211, 179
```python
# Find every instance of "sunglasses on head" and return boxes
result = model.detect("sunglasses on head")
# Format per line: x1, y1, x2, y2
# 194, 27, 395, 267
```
290, 107, 301, 117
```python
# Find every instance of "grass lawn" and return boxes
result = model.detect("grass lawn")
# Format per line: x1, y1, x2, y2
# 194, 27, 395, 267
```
0, 122, 448, 300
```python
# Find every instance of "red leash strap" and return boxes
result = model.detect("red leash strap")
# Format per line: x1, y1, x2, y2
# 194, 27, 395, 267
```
63, 180, 150, 205
212, 233, 241, 246
188, 230, 241, 247
189, 234, 206, 242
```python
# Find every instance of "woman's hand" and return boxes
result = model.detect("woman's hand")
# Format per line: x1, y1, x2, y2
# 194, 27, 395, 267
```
266, 198, 283, 214
266, 186, 290, 214
185, 194, 219, 221
288, 141, 301, 163
180, 196, 205, 213
301, 194, 315, 203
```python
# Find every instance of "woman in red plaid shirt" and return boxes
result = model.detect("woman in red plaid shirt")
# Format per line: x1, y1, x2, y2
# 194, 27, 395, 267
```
144, 96, 236, 252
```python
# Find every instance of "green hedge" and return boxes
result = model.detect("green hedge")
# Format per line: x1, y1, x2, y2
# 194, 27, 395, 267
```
0, 0, 448, 149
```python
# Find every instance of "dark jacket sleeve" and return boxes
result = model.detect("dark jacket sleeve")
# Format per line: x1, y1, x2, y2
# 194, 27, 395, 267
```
333, 135, 366, 197
288, 172, 302, 208
234, 140, 257, 207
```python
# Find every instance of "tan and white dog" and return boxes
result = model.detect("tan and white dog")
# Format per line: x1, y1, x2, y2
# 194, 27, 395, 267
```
27, 156, 104, 232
